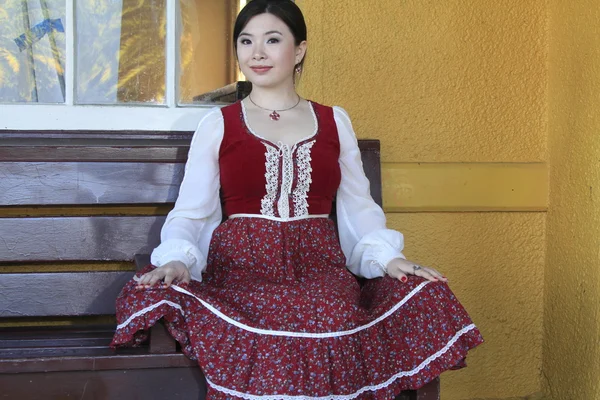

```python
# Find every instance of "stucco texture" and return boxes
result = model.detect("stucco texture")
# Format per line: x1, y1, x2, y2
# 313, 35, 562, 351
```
389, 213, 545, 400
297, 0, 547, 163
544, 1, 600, 399
295, 1, 548, 399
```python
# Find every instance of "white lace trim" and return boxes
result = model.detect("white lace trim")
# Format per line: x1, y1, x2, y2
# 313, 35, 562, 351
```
114, 284, 478, 399
229, 213, 329, 222
293, 140, 316, 217
116, 281, 433, 338
116, 300, 183, 330
117, 281, 434, 339
168, 281, 430, 338
242, 100, 320, 220
260, 144, 280, 217
277, 143, 294, 219
205, 324, 476, 400
115, 281, 425, 336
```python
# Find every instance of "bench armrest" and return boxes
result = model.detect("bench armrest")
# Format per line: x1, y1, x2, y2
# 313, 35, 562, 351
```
134, 254, 151, 271
414, 377, 440, 400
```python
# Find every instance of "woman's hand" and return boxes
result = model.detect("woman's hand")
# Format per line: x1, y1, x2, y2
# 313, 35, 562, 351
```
135, 261, 191, 290
385, 258, 448, 283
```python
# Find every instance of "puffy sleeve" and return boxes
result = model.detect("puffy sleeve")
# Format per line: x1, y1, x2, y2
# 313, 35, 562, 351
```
150, 107, 224, 282
334, 106, 406, 279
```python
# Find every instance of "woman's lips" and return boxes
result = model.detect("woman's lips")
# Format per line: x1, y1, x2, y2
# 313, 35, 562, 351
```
250, 66, 272, 74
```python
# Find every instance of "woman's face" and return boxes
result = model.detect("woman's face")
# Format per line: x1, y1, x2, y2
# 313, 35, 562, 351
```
236, 13, 306, 89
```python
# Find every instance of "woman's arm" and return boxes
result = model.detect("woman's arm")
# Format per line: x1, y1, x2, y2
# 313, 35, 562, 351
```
148, 107, 224, 283
334, 106, 406, 278
334, 107, 446, 283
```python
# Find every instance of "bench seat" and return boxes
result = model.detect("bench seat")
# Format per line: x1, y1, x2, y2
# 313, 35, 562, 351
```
0, 131, 439, 400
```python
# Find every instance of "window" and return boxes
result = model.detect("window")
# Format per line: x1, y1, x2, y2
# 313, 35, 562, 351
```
0, 0, 247, 130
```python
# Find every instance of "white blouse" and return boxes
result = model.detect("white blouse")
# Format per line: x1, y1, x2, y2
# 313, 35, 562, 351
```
150, 106, 406, 282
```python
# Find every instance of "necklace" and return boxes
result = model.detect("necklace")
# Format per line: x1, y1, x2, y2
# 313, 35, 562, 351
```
247, 95, 301, 121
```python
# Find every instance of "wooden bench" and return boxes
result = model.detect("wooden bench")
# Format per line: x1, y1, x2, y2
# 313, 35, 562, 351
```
0, 129, 439, 400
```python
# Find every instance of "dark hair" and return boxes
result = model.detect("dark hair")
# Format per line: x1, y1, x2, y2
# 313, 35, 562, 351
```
233, 0, 307, 74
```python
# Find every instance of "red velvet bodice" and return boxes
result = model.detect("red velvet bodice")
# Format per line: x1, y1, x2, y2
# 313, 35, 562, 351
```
219, 101, 341, 218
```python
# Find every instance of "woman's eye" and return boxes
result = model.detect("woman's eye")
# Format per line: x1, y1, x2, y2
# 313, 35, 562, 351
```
267, 38, 280, 44
240, 39, 251, 45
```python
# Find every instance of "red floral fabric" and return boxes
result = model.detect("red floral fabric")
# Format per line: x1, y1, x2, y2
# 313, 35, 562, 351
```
112, 217, 483, 399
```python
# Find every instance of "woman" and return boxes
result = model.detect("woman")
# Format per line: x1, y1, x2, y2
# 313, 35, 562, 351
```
111, 1, 483, 398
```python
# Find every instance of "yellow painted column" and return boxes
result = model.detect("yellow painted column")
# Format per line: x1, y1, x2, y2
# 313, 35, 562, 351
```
545, 1, 600, 399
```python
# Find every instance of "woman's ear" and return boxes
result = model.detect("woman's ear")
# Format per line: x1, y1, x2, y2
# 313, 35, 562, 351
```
295, 40, 307, 64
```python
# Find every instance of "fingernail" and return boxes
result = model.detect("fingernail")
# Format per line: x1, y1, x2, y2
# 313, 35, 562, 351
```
401, 276, 407, 283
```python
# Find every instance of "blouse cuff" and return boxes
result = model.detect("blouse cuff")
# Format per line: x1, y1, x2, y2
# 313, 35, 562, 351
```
352, 229, 406, 278
150, 239, 207, 282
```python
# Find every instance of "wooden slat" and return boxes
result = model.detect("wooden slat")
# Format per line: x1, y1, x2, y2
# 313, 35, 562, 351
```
0, 162, 183, 206
0, 134, 191, 162
0, 206, 171, 218
0, 216, 164, 262
0, 141, 380, 206
0, 325, 116, 340
0, 131, 193, 141
0, 367, 205, 399
0, 337, 112, 349
0, 345, 126, 359
0, 145, 189, 163
0, 353, 197, 373
0, 272, 134, 317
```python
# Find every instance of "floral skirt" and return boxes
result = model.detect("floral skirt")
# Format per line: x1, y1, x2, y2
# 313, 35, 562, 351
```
111, 217, 483, 399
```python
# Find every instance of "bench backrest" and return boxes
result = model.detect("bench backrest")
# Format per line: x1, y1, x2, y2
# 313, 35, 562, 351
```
0, 131, 382, 318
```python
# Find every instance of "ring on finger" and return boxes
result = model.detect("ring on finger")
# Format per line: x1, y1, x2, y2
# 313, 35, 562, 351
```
413, 265, 422, 273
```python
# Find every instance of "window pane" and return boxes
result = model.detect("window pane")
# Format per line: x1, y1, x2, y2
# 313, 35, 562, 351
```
76, 0, 166, 105
0, 0, 66, 103
179, 0, 239, 105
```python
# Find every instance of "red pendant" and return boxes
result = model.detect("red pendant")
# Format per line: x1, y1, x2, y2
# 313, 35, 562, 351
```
269, 111, 281, 121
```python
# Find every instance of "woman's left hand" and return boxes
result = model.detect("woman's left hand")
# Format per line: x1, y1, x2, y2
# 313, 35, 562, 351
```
385, 258, 448, 283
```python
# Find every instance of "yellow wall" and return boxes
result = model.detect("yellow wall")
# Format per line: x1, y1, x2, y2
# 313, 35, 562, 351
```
296, 1, 548, 399
544, 1, 600, 399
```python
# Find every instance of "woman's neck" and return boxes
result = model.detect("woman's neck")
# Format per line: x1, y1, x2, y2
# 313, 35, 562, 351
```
248, 84, 300, 110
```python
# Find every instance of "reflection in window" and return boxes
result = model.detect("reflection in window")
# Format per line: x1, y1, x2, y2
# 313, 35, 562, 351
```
0, 0, 66, 103
76, 0, 166, 105
179, 0, 239, 105
0, 1, 245, 106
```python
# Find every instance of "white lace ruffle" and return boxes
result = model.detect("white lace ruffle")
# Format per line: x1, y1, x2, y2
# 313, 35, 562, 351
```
168, 281, 429, 338
116, 299, 183, 330
293, 140, 316, 217
277, 143, 294, 219
259, 140, 316, 220
204, 323, 477, 400
115, 280, 477, 399
117, 280, 430, 338
260, 144, 280, 217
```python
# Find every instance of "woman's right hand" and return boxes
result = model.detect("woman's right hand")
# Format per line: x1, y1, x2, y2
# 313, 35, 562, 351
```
135, 261, 191, 290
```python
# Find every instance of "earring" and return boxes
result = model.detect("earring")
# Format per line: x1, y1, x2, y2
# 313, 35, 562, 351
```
295, 65, 302, 74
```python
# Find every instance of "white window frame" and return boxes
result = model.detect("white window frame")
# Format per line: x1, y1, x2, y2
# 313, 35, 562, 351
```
1, 0, 225, 132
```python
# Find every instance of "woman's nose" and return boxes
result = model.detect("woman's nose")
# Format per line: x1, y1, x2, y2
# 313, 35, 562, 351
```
253, 45, 266, 60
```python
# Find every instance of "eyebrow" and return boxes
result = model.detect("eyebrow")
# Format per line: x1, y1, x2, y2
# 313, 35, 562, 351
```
239, 30, 283, 37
